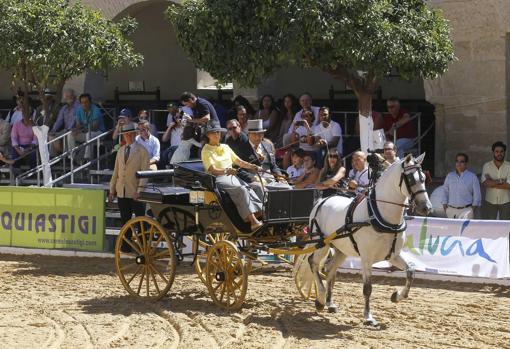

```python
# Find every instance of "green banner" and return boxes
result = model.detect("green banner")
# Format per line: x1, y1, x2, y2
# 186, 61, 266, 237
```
0, 187, 104, 252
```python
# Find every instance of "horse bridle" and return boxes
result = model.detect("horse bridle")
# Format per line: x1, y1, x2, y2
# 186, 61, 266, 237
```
399, 162, 427, 200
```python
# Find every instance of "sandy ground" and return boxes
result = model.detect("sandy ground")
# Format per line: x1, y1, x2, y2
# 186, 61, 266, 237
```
0, 254, 509, 349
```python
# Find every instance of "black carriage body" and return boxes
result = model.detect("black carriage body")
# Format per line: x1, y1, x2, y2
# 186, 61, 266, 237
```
138, 161, 319, 236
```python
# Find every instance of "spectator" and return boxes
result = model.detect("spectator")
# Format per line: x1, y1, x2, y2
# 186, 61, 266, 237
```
286, 148, 305, 181
481, 141, 510, 220
441, 153, 481, 219
137, 110, 158, 136
166, 102, 192, 127
0, 116, 11, 156
316, 149, 346, 193
112, 108, 132, 145
229, 95, 255, 119
170, 126, 202, 164
274, 94, 298, 148
314, 106, 343, 158
382, 141, 399, 169
136, 120, 160, 171
162, 109, 184, 147
49, 88, 79, 154
34, 89, 57, 127
11, 117, 37, 168
180, 92, 220, 131
109, 123, 149, 252
288, 93, 320, 133
383, 97, 417, 158
70, 93, 105, 162
225, 118, 251, 183
53, 89, 79, 134
294, 152, 320, 189
348, 151, 370, 191
6, 96, 34, 125
236, 106, 249, 133
288, 110, 316, 153
212, 99, 229, 127
255, 94, 280, 142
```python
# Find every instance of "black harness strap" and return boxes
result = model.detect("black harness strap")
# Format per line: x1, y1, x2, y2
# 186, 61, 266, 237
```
367, 189, 407, 233
385, 233, 398, 260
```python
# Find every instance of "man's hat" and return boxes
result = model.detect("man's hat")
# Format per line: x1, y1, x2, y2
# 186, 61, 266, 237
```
118, 108, 132, 119
205, 121, 227, 134
247, 119, 266, 133
119, 123, 138, 135
44, 88, 56, 96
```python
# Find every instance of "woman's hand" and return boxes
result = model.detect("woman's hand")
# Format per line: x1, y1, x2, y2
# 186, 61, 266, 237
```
226, 167, 238, 176
250, 164, 262, 173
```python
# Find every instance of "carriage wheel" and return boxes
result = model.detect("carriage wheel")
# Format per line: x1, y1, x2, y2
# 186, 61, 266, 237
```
293, 253, 319, 300
115, 216, 177, 300
205, 240, 248, 310
192, 225, 230, 285
293, 252, 328, 301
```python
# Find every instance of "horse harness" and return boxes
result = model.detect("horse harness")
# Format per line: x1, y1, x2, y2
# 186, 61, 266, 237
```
309, 161, 425, 260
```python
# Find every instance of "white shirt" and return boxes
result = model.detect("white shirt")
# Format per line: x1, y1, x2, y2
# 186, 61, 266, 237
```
481, 160, 510, 205
167, 124, 183, 147
287, 106, 320, 133
314, 120, 343, 155
286, 164, 305, 179
442, 169, 481, 207
293, 126, 315, 152
135, 134, 160, 162
6, 108, 35, 125
349, 167, 370, 187
166, 107, 194, 127
170, 138, 202, 164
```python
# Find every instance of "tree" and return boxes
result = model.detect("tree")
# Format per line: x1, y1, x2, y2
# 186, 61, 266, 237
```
167, 0, 454, 149
0, 0, 143, 125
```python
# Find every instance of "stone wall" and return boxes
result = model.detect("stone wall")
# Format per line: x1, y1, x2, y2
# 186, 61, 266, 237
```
425, 0, 510, 176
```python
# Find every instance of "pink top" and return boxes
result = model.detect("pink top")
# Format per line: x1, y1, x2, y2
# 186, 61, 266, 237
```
11, 120, 37, 147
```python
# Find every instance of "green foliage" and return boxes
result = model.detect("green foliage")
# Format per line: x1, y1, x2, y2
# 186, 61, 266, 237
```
0, 0, 143, 122
166, 0, 454, 92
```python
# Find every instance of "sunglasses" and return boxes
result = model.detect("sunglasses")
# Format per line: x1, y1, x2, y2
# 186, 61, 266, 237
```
456, 160, 466, 163
383, 148, 394, 151
227, 126, 238, 131
328, 155, 339, 158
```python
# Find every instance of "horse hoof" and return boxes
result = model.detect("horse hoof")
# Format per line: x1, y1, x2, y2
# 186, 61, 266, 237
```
327, 305, 338, 313
391, 291, 398, 303
315, 299, 325, 311
363, 319, 380, 329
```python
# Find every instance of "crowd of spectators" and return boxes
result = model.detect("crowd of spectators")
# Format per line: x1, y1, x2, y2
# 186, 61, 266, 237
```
3, 88, 509, 221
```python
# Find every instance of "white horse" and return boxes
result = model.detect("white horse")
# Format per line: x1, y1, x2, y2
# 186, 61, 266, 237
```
297, 153, 432, 327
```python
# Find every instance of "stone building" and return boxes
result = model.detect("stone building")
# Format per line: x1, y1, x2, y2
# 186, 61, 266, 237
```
0, 0, 507, 176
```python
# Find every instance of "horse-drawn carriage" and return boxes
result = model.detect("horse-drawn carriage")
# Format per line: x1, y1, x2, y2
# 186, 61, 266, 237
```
114, 154, 432, 326
114, 160, 325, 310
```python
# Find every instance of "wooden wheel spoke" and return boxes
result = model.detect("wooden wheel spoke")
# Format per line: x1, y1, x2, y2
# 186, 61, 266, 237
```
139, 222, 148, 252
218, 282, 226, 303
119, 262, 138, 273
153, 249, 171, 260
127, 265, 143, 286
129, 226, 143, 251
148, 265, 161, 294
145, 266, 150, 296
122, 236, 142, 255
137, 268, 146, 295
151, 262, 169, 284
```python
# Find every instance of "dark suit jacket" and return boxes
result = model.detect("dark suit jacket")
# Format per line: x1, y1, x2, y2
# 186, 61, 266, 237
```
227, 135, 281, 182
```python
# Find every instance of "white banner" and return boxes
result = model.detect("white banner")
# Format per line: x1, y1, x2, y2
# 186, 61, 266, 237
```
341, 217, 510, 279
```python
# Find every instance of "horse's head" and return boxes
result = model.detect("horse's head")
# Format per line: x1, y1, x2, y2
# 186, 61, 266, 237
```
399, 153, 433, 216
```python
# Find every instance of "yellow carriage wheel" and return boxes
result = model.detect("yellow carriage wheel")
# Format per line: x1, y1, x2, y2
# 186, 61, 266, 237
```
191, 228, 231, 285
293, 253, 327, 301
205, 240, 248, 310
115, 216, 177, 300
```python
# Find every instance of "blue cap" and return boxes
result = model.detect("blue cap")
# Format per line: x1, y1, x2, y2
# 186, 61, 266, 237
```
118, 108, 132, 118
